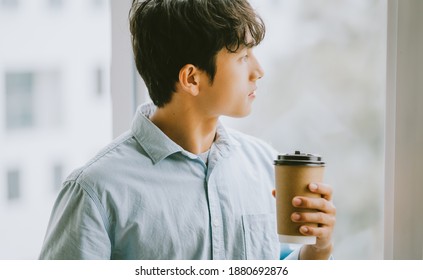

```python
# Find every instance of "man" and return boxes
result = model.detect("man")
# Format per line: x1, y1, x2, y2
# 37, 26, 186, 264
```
39, 0, 335, 260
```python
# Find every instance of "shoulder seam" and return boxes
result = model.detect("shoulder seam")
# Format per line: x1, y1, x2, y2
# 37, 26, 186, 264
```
70, 132, 134, 182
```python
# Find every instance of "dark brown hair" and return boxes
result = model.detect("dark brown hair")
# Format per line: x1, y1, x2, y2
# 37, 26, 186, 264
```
129, 0, 265, 107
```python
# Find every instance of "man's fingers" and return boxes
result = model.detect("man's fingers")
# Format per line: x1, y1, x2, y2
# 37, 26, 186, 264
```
309, 183, 333, 201
291, 211, 336, 227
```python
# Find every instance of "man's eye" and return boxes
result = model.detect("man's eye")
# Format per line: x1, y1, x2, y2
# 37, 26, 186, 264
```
242, 55, 249, 61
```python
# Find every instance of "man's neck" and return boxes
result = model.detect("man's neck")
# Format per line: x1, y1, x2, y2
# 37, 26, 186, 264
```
149, 102, 217, 155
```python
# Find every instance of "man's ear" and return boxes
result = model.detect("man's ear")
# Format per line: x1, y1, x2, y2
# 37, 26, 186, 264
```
178, 64, 200, 96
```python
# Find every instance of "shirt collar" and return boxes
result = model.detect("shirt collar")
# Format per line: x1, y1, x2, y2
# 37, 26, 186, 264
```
131, 103, 183, 164
131, 102, 240, 164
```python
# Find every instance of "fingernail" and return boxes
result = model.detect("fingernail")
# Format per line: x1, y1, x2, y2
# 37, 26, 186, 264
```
300, 226, 309, 233
309, 183, 318, 191
292, 213, 301, 221
293, 198, 302, 206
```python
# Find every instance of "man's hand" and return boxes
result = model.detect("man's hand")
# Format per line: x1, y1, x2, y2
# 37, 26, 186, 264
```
272, 183, 336, 259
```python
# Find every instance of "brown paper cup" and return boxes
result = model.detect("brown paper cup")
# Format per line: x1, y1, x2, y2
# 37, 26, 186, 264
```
274, 151, 325, 244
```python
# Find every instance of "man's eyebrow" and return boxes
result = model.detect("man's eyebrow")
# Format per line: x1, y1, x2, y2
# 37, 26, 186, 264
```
226, 41, 254, 53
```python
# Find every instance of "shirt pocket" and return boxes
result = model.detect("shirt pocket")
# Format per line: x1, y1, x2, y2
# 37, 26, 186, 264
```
241, 213, 279, 260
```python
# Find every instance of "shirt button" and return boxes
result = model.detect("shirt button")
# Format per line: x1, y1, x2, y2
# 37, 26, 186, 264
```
213, 219, 219, 227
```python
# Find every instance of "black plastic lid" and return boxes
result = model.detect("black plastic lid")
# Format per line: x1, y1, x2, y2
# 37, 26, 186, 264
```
274, 150, 325, 166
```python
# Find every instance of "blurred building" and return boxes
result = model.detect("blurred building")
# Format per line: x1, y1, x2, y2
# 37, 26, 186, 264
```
0, 0, 112, 259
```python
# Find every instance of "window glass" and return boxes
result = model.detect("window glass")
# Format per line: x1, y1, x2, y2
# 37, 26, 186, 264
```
47, 0, 62, 9
52, 163, 63, 191
0, 0, 112, 259
221, 0, 386, 259
5, 72, 34, 130
95, 67, 104, 96
5, 70, 62, 130
7, 169, 21, 201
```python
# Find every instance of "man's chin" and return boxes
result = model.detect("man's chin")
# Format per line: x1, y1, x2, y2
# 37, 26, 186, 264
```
227, 108, 253, 119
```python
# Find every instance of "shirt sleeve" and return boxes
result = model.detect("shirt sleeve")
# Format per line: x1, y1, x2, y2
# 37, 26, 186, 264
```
39, 180, 112, 259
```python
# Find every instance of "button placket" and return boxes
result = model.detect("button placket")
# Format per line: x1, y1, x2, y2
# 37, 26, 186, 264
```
205, 138, 230, 260
206, 177, 225, 259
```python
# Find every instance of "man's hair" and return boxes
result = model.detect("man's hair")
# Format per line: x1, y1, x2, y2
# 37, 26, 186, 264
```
129, 0, 265, 107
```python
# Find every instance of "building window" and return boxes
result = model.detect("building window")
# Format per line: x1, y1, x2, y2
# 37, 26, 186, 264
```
92, 0, 106, 9
48, 0, 63, 9
95, 67, 104, 96
4, 70, 62, 131
7, 169, 20, 201
53, 164, 63, 191
5, 72, 35, 130
0, 0, 18, 9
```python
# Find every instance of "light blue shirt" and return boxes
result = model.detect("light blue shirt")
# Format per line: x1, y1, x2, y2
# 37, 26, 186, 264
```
39, 103, 300, 260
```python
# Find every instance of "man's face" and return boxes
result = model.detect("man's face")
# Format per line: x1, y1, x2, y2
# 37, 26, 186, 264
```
196, 45, 264, 118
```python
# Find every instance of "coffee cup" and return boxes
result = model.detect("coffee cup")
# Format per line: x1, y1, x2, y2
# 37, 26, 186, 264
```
274, 151, 325, 244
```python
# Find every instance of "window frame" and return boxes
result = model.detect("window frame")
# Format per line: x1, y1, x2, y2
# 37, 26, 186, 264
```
6, 168, 21, 201
384, 0, 423, 260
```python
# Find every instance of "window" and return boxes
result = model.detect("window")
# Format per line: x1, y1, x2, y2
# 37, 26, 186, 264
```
52, 163, 63, 191
7, 169, 20, 201
4, 70, 62, 130
5, 72, 34, 130
95, 67, 104, 96
48, 0, 62, 9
